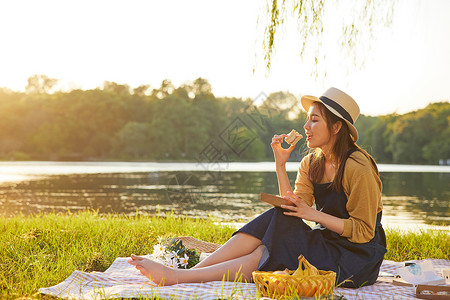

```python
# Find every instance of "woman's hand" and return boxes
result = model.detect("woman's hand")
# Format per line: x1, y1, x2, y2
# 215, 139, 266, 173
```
281, 191, 316, 221
271, 134, 295, 167
282, 191, 345, 235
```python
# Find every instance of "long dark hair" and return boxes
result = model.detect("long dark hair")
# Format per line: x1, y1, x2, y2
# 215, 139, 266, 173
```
308, 102, 378, 192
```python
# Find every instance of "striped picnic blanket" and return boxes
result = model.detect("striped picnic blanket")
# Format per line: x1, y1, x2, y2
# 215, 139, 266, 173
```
39, 259, 450, 299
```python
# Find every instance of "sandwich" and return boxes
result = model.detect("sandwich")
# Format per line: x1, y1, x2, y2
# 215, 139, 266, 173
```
285, 129, 303, 146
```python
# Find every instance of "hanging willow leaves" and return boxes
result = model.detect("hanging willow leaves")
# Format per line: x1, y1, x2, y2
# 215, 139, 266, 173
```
258, 0, 398, 77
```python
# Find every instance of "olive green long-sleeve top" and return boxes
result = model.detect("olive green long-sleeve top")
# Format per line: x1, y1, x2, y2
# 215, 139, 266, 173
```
293, 151, 383, 244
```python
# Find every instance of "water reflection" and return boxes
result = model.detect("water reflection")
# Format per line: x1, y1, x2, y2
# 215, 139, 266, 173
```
0, 171, 448, 227
380, 172, 449, 226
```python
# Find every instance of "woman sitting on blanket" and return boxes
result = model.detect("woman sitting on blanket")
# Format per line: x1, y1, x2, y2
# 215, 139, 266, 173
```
129, 87, 387, 288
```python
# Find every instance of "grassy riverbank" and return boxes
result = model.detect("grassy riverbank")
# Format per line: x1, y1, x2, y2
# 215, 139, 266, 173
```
1, 211, 448, 299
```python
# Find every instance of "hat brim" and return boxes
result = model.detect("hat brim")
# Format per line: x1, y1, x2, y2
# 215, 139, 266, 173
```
301, 95, 359, 142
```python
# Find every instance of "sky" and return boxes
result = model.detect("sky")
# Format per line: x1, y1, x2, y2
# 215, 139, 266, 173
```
0, 0, 449, 116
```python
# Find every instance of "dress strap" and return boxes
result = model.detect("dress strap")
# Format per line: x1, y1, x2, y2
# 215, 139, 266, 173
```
339, 148, 359, 186
376, 211, 383, 225
346, 148, 358, 157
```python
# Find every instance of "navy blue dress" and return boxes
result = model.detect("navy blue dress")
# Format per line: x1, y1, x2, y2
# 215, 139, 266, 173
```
234, 151, 387, 288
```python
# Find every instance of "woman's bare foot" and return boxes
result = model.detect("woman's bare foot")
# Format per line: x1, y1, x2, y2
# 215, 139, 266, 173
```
127, 254, 177, 285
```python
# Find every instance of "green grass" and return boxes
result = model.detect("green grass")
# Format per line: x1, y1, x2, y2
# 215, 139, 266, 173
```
0, 211, 448, 299
385, 227, 449, 261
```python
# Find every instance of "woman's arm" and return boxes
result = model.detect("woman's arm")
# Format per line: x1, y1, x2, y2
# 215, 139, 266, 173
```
341, 154, 383, 243
271, 134, 295, 197
276, 164, 293, 197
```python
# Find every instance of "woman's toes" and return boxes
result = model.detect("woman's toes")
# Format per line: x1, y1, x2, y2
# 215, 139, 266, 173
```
130, 254, 144, 260
135, 264, 143, 270
128, 254, 146, 265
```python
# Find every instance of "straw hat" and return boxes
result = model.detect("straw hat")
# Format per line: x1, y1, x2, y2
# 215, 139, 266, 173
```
301, 87, 360, 142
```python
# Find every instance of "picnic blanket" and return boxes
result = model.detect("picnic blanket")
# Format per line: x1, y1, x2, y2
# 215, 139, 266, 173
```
39, 259, 450, 299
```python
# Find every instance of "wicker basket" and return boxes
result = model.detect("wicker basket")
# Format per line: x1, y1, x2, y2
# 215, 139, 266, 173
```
167, 236, 221, 253
252, 258, 336, 299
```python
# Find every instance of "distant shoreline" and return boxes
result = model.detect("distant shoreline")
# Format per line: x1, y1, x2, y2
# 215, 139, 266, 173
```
0, 161, 449, 175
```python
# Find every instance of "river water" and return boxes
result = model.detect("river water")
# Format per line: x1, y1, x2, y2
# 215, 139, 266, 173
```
0, 161, 448, 230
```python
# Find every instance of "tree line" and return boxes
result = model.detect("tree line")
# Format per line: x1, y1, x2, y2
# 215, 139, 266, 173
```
0, 75, 448, 164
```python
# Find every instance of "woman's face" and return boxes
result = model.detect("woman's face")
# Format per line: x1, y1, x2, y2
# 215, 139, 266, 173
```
303, 103, 334, 149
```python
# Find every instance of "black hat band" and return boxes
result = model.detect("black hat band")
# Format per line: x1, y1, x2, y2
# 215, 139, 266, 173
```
319, 96, 354, 124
